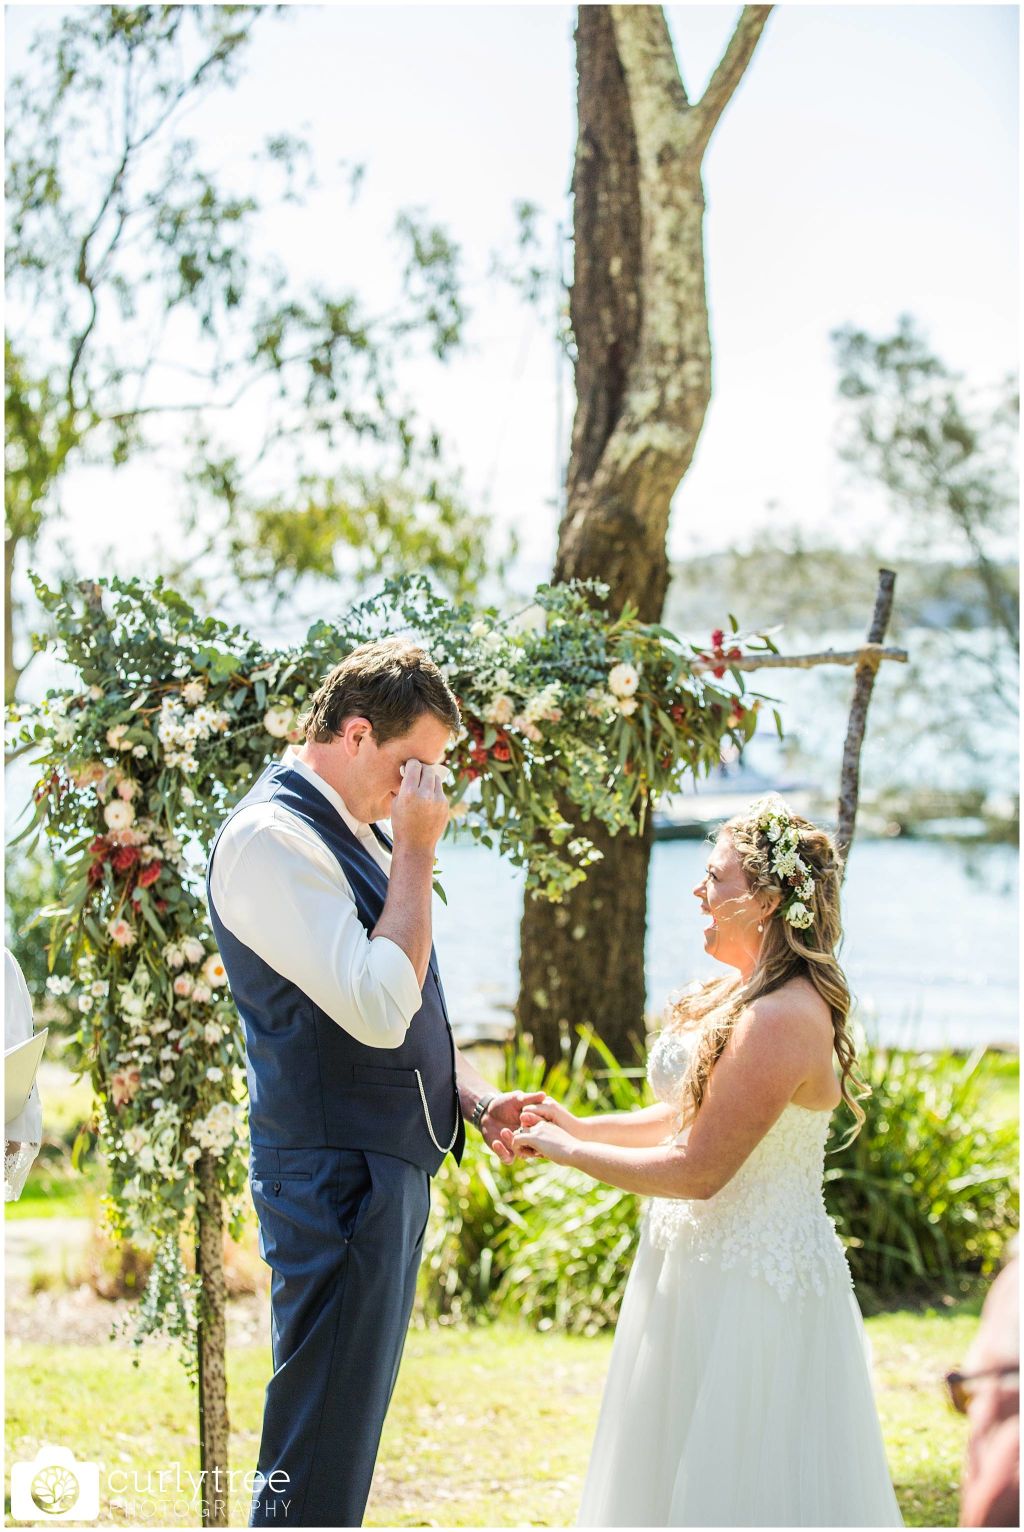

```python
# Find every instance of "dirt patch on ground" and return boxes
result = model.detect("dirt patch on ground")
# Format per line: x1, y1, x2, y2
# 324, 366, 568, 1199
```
4, 1281, 270, 1350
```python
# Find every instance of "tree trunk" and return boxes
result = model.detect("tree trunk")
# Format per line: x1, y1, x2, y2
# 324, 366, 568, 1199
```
196, 1153, 230, 1529
518, 5, 772, 1063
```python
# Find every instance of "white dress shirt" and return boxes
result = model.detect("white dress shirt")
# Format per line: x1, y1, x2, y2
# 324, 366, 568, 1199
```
209, 749, 422, 1049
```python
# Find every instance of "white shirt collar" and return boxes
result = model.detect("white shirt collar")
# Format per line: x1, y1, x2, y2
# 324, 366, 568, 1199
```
282, 747, 378, 844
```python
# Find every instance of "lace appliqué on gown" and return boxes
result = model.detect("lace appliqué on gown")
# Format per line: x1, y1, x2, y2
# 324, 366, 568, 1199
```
642, 1024, 853, 1303
5, 1139, 41, 1202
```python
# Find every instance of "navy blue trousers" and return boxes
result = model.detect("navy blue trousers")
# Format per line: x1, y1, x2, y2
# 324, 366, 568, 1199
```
248, 1145, 430, 1527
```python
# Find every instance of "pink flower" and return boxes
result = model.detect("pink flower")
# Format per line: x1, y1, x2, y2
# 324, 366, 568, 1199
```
107, 918, 137, 948
173, 974, 194, 998
110, 1068, 142, 1108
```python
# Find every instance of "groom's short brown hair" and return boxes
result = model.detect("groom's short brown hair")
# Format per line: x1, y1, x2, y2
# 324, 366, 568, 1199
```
300, 638, 461, 746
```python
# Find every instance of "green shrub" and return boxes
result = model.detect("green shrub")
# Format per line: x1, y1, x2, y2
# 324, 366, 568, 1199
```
421, 1032, 1019, 1330
825, 1043, 1019, 1292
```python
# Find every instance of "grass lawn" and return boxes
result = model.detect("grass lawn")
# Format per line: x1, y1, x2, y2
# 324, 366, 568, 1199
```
5, 1301, 975, 1527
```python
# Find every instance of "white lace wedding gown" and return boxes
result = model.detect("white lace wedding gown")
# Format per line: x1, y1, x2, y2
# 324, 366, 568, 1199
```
577, 1026, 903, 1527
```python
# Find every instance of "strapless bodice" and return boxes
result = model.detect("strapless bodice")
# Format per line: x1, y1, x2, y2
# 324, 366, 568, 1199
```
642, 1024, 853, 1302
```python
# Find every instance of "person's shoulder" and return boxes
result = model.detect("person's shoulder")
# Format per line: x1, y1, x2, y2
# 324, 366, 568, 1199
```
741, 978, 832, 1043
216, 799, 328, 866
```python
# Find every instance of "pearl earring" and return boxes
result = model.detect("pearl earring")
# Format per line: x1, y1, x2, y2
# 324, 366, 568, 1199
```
757, 922, 764, 933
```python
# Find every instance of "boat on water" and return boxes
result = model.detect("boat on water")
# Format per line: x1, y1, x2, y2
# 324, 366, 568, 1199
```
653, 750, 818, 840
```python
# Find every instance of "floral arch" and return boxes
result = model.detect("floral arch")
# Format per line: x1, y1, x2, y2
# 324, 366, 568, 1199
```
9, 570, 769, 1511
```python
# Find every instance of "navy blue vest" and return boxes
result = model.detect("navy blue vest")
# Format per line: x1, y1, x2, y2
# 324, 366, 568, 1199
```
206, 758, 465, 1176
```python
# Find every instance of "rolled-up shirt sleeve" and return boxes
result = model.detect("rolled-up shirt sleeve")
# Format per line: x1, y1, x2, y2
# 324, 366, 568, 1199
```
209, 807, 422, 1048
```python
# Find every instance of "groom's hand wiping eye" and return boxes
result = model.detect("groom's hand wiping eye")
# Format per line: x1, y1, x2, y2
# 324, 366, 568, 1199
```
391, 758, 450, 852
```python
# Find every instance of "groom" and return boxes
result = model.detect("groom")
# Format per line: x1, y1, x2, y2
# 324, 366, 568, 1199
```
207, 638, 543, 1527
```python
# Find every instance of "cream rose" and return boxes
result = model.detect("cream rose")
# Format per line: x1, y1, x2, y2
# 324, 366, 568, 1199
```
103, 799, 136, 831
608, 663, 640, 699
263, 706, 295, 739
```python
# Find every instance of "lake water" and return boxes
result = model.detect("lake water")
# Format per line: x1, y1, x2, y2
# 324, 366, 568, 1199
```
432, 837, 1019, 1051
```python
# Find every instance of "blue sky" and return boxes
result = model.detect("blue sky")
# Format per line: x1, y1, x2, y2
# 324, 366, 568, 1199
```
5, 3, 1019, 622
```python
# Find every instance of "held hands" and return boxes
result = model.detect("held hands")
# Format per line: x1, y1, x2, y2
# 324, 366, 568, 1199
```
490, 1096, 582, 1166
390, 759, 449, 855
479, 1091, 547, 1155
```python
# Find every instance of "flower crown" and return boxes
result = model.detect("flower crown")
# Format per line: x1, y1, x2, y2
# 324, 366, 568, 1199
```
752, 796, 816, 929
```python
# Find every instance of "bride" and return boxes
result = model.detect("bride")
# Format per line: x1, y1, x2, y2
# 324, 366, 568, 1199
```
502, 796, 903, 1527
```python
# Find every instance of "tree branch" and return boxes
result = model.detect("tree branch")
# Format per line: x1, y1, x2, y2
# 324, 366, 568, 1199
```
689, 4, 773, 159
836, 569, 898, 868
690, 641, 907, 674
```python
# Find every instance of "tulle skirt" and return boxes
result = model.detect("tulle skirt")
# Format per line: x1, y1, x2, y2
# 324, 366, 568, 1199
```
577, 1227, 903, 1527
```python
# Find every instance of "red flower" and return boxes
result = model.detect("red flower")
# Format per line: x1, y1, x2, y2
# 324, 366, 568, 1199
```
87, 861, 105, 888
669, 704, 686, 723
491, 742, 511, 763
155, 898, 169, 914
711, 629, 724, 649
89, 835, 110, 860
712, 666, 726, 679
138, 860, 163, 888
112, 845, 140, 873
728, 647, 741, 661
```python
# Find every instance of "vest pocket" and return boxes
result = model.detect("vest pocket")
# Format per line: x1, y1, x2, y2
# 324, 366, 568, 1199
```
352, 1063, 418, 1089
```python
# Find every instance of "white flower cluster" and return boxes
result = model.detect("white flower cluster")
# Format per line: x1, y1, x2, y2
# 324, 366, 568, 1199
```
607, 662, 641, 717
190, 1100, 242, 1159
157, 694, 229, 773
756, 798, 816, 929
120, 1104, 182, 1175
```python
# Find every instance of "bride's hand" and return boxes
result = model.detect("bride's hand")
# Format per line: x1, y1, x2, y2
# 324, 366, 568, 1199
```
509, 1117, 577, 1165
519, 1096, 584, 1136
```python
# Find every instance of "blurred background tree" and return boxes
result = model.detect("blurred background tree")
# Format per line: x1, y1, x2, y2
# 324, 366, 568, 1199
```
4, 4, 499, 708
664, 320, 1019, 836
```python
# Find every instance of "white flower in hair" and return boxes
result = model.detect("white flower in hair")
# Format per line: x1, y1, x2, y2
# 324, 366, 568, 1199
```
754, 796, 817, 925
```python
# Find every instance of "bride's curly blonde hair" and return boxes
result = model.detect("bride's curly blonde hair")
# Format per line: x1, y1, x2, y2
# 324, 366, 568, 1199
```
668, 801, 869, 1146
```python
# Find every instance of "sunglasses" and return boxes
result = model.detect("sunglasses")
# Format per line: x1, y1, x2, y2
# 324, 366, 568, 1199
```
944, 1365, 1019, 1414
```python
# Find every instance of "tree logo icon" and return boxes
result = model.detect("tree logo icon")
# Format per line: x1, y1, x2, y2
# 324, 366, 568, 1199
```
11, 1445, 100, 1520
31, 1463, 80, 1514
